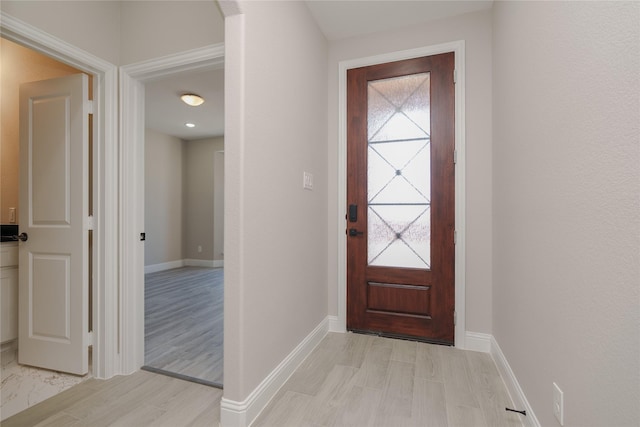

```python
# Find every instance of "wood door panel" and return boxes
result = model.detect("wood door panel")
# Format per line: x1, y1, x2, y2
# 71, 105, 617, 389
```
347, 52, 455, 344
367, 282, 431, 316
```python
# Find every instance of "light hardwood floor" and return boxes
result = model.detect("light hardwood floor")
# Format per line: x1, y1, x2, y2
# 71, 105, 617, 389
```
144, 267, 223, 386
3, 332, 524, 427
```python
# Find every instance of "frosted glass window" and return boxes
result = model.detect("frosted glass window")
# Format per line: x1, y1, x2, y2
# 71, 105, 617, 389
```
367, 73, 431, 269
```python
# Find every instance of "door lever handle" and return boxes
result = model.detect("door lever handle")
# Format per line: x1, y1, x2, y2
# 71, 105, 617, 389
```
348, 228, 364, 237
14, 232, 28, 242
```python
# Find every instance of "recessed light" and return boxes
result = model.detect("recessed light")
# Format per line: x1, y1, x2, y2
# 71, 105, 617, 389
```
180, 93, 205, 107
185, 123, 196, 128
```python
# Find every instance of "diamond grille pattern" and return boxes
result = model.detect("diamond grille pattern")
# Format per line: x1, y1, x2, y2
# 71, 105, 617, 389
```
367, 73, 431, 269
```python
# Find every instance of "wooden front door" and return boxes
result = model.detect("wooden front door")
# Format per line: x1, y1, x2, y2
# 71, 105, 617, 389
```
346, 53, 455, 344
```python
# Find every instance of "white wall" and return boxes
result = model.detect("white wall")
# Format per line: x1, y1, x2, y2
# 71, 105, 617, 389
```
327, 9, 494, 334
144, 129, 185, 266
184, 137, 225, 261
1, 1, 224, 66
492, 2, 640, 426
119, 0, 224, 65
223, 0, 328, 401
0, 1, 121, 65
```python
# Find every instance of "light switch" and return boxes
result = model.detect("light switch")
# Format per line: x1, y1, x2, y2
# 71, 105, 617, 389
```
303, 172, 313, 190
9, 207, 16, 223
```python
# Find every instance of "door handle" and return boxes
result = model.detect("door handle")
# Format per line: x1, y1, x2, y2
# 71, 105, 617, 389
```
15, 232, 28, 242
348, 228, 364, 237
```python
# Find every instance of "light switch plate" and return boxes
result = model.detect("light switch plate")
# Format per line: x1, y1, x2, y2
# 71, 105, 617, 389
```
303, 172, 313, 190
553, 382, 564, 425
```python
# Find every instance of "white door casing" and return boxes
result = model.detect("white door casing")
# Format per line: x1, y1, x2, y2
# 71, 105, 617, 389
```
18, 74, 90, 375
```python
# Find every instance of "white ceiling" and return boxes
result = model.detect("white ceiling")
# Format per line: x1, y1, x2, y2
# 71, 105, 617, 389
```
144, 1, 493, 141
306, 0, 493, 41
145, 67, 224, 141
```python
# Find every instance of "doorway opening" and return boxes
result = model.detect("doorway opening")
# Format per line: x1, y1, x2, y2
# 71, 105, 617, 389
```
0, 36, 94, 421
120, 46, 225, 388
142, 68, 225, 386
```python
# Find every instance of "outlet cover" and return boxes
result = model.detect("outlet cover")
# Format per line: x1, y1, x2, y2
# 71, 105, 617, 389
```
553, 382, 564, 425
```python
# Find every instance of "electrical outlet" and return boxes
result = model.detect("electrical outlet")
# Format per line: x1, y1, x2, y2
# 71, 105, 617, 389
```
553, 382, 564, 425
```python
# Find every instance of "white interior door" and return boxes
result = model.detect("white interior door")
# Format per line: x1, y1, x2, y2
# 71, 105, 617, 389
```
18, 74, 90, 375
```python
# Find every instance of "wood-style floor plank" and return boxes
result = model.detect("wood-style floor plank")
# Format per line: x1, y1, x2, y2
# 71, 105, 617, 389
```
6, 333, 524, 427
144, 267, 223, 385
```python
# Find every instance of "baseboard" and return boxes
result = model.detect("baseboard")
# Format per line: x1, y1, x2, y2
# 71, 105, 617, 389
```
328, 315, 344, 333
144, 260, 184, 274
185, 259, 224, 268
464, 331, 492, 353
490, 336, 541, 427
144, 259, 223, 274
0, 339, 17, 354
220, 317, 329, 427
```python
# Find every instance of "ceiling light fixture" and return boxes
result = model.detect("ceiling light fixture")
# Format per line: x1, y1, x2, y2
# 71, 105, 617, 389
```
180, 93, 205, 107
185, 123, 196, 128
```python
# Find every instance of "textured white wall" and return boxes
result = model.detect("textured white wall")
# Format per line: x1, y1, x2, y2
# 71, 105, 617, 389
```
119, 1, 224, 65
1, 1, 224, 66
0, 1, 121, 64
492, 2, 640, 426
223, 0, 328, 401
144, 129, 185, 266
327, 9, 494, 334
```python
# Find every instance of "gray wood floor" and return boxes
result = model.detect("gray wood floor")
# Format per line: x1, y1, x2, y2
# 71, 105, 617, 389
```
3, 332, 524, 427
253, 332, 524, 427
144, 267, 223, 386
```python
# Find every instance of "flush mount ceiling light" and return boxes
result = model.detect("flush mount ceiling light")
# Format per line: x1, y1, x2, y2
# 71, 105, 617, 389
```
180, 93, 205, 107
185, 123, 196, 128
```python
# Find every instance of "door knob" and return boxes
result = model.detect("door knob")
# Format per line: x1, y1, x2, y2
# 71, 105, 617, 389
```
348, 228, 364, 237
16, 232, 28, 242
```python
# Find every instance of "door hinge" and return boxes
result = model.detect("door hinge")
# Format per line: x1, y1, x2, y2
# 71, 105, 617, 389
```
454, 230, 457, 245
453, 69, 457, 84
86, 100, 94, 114
454, 311, 457, 326
86, 331, 94, 346
454, 149, 458, 164
86, 215, 94, 231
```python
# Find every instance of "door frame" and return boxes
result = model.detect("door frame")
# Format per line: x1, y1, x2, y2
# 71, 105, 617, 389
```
119, 44, 225, 373
1, 12, 120, 378
337, 41, 467, 348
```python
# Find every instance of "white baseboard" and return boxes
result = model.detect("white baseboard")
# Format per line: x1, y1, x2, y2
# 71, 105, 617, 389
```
220, 317, 329, 427
144, 260, 184, 274
328, 315, 344, 333
490, 336, 540, 427
464, 331, 492, 353
145, 259, 223, 274
185, 259, 224, 268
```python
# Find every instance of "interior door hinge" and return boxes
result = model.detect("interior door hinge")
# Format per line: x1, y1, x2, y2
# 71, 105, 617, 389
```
453, 69, 457, 84
454, 311, 457, 326
454, 230, 457, 245
86, 215, 94, 231
86, 100, 94, 114
454, 149, 458, 164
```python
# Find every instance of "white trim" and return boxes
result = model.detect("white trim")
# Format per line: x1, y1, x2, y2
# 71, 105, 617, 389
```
119, 43, 225, 375
1, 12, 119, 379
144, 260, 185, 274
220, 317, 329, 427
490, 336, 541, 427
464, 331, 492, 353
328, 315, 344, 333
336, 41, 466, 348
185, 259, 224, 268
